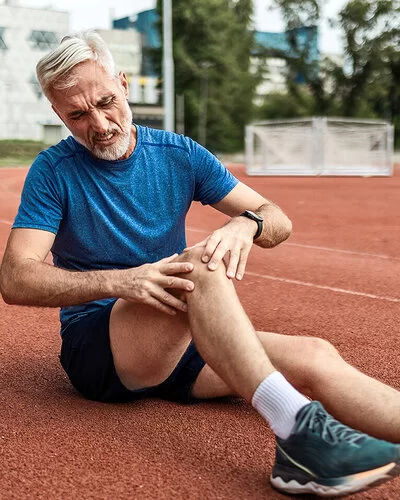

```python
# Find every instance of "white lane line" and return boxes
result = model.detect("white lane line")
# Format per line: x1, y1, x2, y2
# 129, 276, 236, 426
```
186, 226, 395, 261
186, 227, 210, 234
286, 242, 398, 261
246, 271, 400, 303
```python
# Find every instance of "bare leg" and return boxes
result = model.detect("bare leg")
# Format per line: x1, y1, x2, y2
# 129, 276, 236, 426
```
110, 246, 276, 399
110, 246, 400, 442
192, 331, 400, 443
180, 249, 276, 401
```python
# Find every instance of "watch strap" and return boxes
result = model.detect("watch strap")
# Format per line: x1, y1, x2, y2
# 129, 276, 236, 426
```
240, 210, 263, 240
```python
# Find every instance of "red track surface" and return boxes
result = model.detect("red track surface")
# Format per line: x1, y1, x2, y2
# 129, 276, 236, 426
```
1, 165, 400, 499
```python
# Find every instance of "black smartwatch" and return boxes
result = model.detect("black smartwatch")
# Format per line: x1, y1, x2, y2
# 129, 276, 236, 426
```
240, 210, 263, 240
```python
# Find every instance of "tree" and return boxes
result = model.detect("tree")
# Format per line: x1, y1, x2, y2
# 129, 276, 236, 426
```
268, 0, 332, 114
255, 88, 316, 119
334, 0, 400, 117
155, 0, 259, 152
332, 0, 400, 146
260, 0, 400, 148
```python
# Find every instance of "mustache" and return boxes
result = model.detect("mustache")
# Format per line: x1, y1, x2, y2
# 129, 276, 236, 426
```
90, 127, 120, 141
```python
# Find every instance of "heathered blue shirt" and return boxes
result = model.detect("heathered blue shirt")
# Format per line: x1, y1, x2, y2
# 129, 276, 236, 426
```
13, 125, 238, 329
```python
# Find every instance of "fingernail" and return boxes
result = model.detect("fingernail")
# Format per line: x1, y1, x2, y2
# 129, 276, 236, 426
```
182, 304, 188, 311
237, 274, 242, 280
202, 256, 209, 263
187, 283, 194, 291
208, 262, 217, 270
227, 270, 235, 278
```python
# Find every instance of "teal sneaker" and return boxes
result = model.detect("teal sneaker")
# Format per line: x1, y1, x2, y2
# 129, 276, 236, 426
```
270, 401, 400, 497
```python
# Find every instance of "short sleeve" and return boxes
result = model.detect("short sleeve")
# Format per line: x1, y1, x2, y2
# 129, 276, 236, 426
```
12, 153, 63, 234
188, 139, 239, 205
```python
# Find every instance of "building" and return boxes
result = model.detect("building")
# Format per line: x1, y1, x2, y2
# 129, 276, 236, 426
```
113, 9, 163, 127
95, 29, 141, 85
114, 8, 319, 109
113, 8, 160, 77
113, 9, 161, 108
0, 0, 69, 142
95, 28, 163, 128
252, 26, 319, 103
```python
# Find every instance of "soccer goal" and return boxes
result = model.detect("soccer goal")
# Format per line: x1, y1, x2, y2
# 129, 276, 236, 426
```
245, 117, 394, 176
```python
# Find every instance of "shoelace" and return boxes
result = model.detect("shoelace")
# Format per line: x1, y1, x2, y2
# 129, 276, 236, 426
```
297, 403, 367, 445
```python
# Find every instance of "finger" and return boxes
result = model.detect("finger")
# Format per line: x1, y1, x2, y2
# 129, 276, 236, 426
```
162, 276, 194, 292
145, 296, 179, 316
159, 253, 179, 263
236, 246, 251, 280
161, 261, 194, 275
226, 248, 241, 279
201, 233, 222, 264
154, 289, 189, 313
207, 241, 228, 271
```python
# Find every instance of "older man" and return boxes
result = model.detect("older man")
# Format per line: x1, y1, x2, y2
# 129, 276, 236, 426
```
1, 32, 400, 496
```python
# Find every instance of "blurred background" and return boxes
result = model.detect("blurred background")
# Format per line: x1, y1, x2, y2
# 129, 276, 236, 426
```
0, 0, 398, 163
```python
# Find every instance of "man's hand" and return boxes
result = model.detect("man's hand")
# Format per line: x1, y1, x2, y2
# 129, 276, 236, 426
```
185, 217, 256, 280
118, 254, 195, 316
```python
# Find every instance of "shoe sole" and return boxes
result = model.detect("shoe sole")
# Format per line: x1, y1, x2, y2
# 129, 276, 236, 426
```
270, 461, 400, 497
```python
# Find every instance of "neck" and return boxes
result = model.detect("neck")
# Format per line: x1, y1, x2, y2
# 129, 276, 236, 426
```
118, 125, 137, 160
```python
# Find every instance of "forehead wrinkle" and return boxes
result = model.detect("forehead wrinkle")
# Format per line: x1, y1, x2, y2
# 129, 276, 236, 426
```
51, 60, 119, 112
56, 83, 114, 115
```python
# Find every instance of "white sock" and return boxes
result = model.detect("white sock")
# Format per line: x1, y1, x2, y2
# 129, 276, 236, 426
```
251, 371, 310, 439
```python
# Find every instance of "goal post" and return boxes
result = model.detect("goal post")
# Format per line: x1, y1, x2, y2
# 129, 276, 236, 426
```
245, 117, 394, 176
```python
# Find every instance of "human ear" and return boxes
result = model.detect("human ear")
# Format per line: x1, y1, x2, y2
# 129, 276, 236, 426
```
118, 71, 129, 98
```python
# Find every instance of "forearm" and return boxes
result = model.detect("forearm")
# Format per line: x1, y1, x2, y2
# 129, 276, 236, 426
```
0, 258, 120, 307
254, 202, 292, 248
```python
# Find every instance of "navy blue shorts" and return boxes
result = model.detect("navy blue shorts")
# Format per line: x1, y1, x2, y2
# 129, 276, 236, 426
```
59, 300, 206, 403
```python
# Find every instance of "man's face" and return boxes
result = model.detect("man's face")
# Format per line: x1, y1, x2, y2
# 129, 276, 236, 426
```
50, 60, 134, 161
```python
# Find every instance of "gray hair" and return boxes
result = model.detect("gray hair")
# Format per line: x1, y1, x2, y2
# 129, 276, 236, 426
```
36, 31, 117, 98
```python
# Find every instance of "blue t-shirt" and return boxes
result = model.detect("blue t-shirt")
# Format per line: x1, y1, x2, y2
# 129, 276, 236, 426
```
13, 125, 238, 328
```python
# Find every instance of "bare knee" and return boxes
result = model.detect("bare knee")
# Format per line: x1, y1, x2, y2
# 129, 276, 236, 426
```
308, 337, 339, 357
175, 247, 228, 282
302, 337, 343, 384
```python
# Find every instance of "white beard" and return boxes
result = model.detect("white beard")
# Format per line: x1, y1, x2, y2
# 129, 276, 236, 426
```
75, 101, 133, 161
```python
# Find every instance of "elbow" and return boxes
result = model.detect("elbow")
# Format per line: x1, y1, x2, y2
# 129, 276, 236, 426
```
0, 268, 19, 305
271, 217, 292, 247
0, 284, 14, 305
259, 214, 292, 249
0, 289, 20, 306
279, 215, 292, 244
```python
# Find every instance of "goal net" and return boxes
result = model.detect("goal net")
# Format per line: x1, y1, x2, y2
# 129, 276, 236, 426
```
245, 117, 394, 176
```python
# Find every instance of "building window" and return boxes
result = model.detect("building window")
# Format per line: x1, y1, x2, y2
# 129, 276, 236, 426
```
28, 30, 58, 50
0, 28, 7, 50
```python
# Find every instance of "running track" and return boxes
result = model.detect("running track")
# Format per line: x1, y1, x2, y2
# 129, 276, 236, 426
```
1, 165, 400, 499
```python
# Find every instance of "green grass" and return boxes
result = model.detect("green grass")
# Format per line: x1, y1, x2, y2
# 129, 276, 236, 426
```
0, 140, 48, 167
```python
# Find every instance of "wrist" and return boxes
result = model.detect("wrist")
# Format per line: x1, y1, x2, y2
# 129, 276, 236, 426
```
240, 210, 263, 240
99, 268, 124, 297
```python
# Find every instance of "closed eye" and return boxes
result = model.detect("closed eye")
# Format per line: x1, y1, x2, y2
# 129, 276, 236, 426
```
69, 111, 86, 121
97, 96, 116, 108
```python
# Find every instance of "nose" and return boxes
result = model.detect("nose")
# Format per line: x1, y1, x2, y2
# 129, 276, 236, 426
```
90, 109, 109, 134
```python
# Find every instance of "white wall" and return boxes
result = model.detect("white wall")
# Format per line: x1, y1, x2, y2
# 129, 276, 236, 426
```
0, 4, 69, 141
96, 29, 159, 106
130, 76, 159, 104
95, 28, 141, 79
